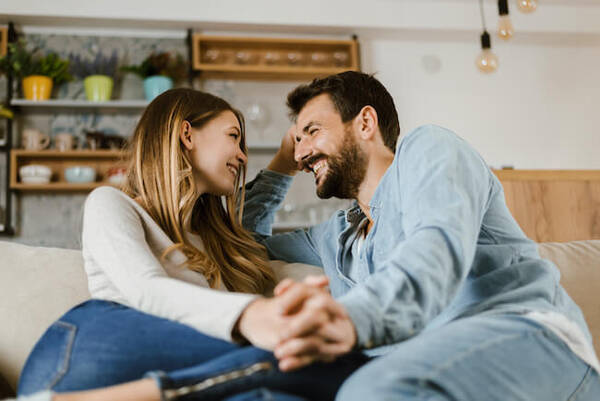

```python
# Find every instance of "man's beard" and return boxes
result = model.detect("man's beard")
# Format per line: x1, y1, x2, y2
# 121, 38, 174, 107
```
316, 131, 368, 199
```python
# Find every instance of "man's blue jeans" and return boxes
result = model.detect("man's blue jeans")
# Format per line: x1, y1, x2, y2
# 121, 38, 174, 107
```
337, 313, 599, 401
17, 300, 368, 401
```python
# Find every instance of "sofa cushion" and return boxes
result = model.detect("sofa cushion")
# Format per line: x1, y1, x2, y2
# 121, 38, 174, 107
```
0, 241, 90, 391
538, 240, 600, 358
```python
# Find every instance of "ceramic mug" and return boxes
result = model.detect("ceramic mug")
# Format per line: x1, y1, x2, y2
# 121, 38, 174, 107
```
22, 129, 50, 150
55, 132, 75, 152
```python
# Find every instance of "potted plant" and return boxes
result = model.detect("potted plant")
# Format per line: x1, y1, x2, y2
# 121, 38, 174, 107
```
0, 40, 71, 101
121, 52, 187, 101
69, 50, 118, 102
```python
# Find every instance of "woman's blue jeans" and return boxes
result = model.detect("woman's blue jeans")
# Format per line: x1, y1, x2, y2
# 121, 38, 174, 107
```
17, 300, 369, 401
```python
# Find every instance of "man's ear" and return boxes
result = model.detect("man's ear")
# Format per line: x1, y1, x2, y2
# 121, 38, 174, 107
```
180, 121, 193, 150
354, 105, 378, 140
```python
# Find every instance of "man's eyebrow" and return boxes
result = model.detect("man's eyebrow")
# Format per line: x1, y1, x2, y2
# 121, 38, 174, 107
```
302, 121, 319, 133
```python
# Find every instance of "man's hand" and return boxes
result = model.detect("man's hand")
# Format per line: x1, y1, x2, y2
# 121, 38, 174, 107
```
274, 281, 357, 371
266, 125, 302, 176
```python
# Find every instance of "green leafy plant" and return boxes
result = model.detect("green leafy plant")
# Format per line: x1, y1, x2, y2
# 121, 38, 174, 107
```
121, 52, 187, 82
0, 40, 72, 84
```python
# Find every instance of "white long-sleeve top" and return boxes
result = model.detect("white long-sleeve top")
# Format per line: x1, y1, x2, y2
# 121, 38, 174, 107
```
81, 186, 258, 341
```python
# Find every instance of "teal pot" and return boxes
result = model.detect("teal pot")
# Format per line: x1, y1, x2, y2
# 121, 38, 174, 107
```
83, 75, 113, 101
143, 75, 173, 101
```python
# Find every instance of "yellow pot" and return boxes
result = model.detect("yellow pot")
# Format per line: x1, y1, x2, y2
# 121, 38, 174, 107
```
22, 75, 53, 101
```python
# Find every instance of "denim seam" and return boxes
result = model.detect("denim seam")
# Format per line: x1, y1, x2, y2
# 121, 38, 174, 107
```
162, 361, 273, 400
46, 321, 77, 390
567, 366, 593, 401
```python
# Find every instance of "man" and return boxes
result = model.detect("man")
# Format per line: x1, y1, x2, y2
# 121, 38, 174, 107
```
240, 71, 600, 400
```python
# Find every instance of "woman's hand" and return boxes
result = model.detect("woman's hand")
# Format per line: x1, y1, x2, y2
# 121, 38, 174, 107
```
236, 297, 288, 350
266, 125, 301, 176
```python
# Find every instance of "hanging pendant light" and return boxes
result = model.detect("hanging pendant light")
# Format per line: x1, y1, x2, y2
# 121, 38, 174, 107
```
498, 0, 514, 40
517, 0, 537, 13
476, 0, 498, 73
476, 31, 499, 73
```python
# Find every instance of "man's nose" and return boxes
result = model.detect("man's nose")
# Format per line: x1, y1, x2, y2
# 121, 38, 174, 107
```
294, 137, 312, 163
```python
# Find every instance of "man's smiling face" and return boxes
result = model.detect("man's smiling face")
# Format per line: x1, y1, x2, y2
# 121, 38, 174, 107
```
294, 94, 367, 199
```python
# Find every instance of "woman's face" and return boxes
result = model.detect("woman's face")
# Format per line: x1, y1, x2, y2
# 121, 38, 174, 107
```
185, 110, 247, 196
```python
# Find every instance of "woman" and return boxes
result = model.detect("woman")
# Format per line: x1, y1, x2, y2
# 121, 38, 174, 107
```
16, 89, 367, 401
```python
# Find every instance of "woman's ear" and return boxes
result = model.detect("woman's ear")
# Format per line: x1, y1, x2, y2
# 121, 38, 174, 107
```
180, 121, 194, 150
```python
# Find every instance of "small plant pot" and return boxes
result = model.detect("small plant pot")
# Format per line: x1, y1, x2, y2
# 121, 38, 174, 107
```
84, 75, 114, 101
143, 75, 173, 101
22, 75, 53, 101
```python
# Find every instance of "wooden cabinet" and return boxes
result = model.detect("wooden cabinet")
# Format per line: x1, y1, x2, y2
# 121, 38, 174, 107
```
192, 34, 360, 80
494, 170, 600, 242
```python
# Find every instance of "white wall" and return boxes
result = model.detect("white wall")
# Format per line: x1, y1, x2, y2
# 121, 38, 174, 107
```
361, 32, 600, 169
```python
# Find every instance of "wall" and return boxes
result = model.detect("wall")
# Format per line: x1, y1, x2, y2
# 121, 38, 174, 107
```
361, 30, 600, 169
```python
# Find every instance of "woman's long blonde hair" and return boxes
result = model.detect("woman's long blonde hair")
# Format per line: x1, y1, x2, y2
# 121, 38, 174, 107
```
122, 88, 275, 294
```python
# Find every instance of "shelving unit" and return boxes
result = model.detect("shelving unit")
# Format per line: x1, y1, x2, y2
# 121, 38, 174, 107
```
9, 141, 280, 192
10, 150, 126, 192
192, 34, 360, 80
1, 27, 361, 234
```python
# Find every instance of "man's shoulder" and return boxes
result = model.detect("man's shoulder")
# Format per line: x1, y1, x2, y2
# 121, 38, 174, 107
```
399, 124, 462, 148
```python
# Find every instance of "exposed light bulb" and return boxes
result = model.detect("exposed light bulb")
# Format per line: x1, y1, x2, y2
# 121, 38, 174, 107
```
497, 0, 514, 40
476, 31, 498, 73
516, 0, 537, 13
498, 15, 514, 40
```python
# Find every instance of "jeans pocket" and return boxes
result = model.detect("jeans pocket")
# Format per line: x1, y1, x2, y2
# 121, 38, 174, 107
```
18, 320, 77, 395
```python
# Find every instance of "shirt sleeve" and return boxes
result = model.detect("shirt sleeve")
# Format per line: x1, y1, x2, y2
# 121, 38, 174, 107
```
82, 187, 257, 342
242, 170, 325, 267
338, 126, 493, 348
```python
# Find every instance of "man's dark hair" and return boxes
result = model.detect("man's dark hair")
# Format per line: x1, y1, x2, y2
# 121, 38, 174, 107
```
286, 71, 401, 152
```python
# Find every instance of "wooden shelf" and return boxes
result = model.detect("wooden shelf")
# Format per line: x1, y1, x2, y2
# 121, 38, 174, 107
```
192, 34, 360, 80
10, 150, 127, 192
11, 182, 118, 192
493, 169, 600, 181
10, 99, 148, 113
11, 149, 124, 158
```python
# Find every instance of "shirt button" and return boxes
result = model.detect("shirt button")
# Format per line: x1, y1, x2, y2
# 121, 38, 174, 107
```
365, 340, 374, 349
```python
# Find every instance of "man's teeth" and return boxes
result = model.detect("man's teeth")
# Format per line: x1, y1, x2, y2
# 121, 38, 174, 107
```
313, 161, 326, 175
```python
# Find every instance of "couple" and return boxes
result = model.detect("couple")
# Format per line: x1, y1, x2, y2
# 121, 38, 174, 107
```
16, 71, 599, 401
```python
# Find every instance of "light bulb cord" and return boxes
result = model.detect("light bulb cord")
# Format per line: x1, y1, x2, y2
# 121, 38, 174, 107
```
479, 0, 487, 31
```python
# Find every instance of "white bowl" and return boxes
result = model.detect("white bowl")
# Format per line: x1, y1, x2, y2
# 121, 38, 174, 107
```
64, 166, 96, 183
20, 165, 52, 181
21, 176, 51, 184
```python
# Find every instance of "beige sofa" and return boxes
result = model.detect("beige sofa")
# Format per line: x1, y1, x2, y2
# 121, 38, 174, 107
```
0, 240, 599, 397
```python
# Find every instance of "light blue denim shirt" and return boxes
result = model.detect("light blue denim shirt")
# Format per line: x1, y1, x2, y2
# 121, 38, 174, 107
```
243, 125, 592, 353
